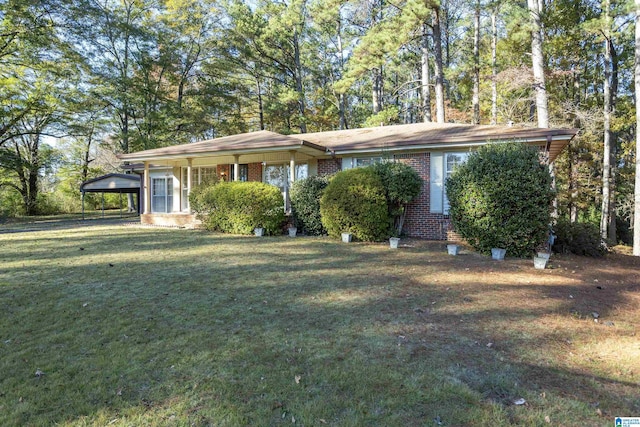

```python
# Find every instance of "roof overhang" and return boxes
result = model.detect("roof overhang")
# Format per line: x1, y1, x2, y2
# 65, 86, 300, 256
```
117, 130, 327, 163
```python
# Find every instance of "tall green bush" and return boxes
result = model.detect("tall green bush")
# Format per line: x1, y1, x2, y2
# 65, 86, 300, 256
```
371, 162, 422, 236
553, 219, 605, 257
320, 167, 389, 241
290, 175, 330, 235
190, 181, 285, 235
446, 143, 554, 257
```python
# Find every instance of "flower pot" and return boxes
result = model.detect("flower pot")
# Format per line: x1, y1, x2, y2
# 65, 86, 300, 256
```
491, 248, 506, 260
447, 244, 460, 256
533, 256, 548, 270
389, 237, 400, 249
288, 227, 297, 237
254, 227, 264, 237
536, 252, 551, 260
341, 232, 352, 243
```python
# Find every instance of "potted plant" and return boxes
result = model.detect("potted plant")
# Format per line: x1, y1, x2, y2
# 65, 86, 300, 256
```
533, 255, 548, 269
491, 247, 506, 260
447, 244, 460, 255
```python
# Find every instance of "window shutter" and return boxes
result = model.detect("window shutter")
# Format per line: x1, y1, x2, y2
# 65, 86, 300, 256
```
430, 152, 443, 213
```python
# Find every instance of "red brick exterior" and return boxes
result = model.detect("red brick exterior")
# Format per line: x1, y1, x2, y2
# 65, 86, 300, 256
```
392, 153, 456, 240
248, 162, 262, 182
318, 158, 341, 175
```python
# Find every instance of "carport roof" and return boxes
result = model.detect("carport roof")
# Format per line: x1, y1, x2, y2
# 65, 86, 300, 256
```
80, 173, 140, 193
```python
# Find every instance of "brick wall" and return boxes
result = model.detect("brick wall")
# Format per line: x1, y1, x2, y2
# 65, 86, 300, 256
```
318, 158, 341, 175
393, 153, 457, 240
248, 162, 262, 182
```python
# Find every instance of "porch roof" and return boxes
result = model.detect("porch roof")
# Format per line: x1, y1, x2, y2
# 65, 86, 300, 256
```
117, 130, 327, 162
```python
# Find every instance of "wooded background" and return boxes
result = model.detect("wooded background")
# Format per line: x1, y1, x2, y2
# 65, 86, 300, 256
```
1, 0, 639, 252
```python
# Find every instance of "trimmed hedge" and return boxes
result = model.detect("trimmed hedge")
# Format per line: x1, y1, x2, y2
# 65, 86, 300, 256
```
371, 162, 422, 236
446, 143, 555, 257
290, 175, 330, 235
320, 167, 389, 241
189, 181, 285, 235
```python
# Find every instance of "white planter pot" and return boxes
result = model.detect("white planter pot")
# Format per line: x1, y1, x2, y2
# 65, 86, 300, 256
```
533, 256, 548, 270
389, 237, 400, 249
288, 227, 297, 237
447, 244, 460, 256
254, 227, 264, 237
537, 252, 551, 260
341, 233, 352, 243
491, 248, 506, 260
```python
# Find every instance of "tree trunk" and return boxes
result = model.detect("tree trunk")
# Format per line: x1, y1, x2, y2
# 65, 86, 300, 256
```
472, 0, 480, 125
528, 0, 548, 128
293, 28, 307, 133
372, 67, 383, 114
634, 0, 640, 255
337, 19, 348, 129
433, 7, 445, 123
256, 77, 264, 130
491, 9, 498, 125
421, 23, 432, 123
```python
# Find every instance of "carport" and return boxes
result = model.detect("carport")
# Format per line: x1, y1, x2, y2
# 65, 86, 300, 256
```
79, 173, 141, 219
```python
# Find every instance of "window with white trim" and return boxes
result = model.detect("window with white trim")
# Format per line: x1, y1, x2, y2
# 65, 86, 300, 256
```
444, 152, 469, 213
354, 157, 384, 167
152, 177, 173, 213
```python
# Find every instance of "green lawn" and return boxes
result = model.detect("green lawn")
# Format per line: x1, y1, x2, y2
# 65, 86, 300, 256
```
0, 224, 638, 426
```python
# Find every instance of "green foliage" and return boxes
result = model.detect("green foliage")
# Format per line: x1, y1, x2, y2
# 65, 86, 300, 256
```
190, 181, 285, 235
553, 219, 605, 257
290, 175, 330, 236
371, 161, 422, 236
446, 143, 555, 257
320, 167, 389, 242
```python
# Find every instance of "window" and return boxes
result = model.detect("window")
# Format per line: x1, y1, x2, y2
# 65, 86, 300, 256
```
263, 163, 308, 211
152, 177, 173, 213
444, 152, 469, 213
230, 164, 249, 181
188, 167, 217, 186
354, 157, 383, 167
182, 168, 189, 211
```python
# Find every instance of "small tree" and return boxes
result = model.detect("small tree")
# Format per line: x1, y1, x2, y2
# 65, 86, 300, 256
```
446, 143, 554, 257
290, 175, 330, 235
371, 162, 422, 236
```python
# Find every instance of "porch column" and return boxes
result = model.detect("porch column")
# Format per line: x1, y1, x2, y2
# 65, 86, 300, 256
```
233, 154, 240, 181
143, 161, 151, 214
289, 151, 296, 184
186, 158, 193, 212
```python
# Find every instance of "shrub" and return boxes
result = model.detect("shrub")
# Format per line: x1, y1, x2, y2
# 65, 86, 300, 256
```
446, 143, 555, 257
190, 181, 285, 235
290, 175, 330, 235
553, 220, 605, 257
371, 162, 422, 236
320, 167, 389, 241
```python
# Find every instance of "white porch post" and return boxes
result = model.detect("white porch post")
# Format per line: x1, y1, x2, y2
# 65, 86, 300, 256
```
233, 154, 240, 181
186, 158, 193, 212
289, 151, 296, 184
143, 161, 151, 214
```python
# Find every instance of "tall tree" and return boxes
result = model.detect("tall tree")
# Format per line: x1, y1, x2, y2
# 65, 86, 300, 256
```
634, 0, 640, 255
